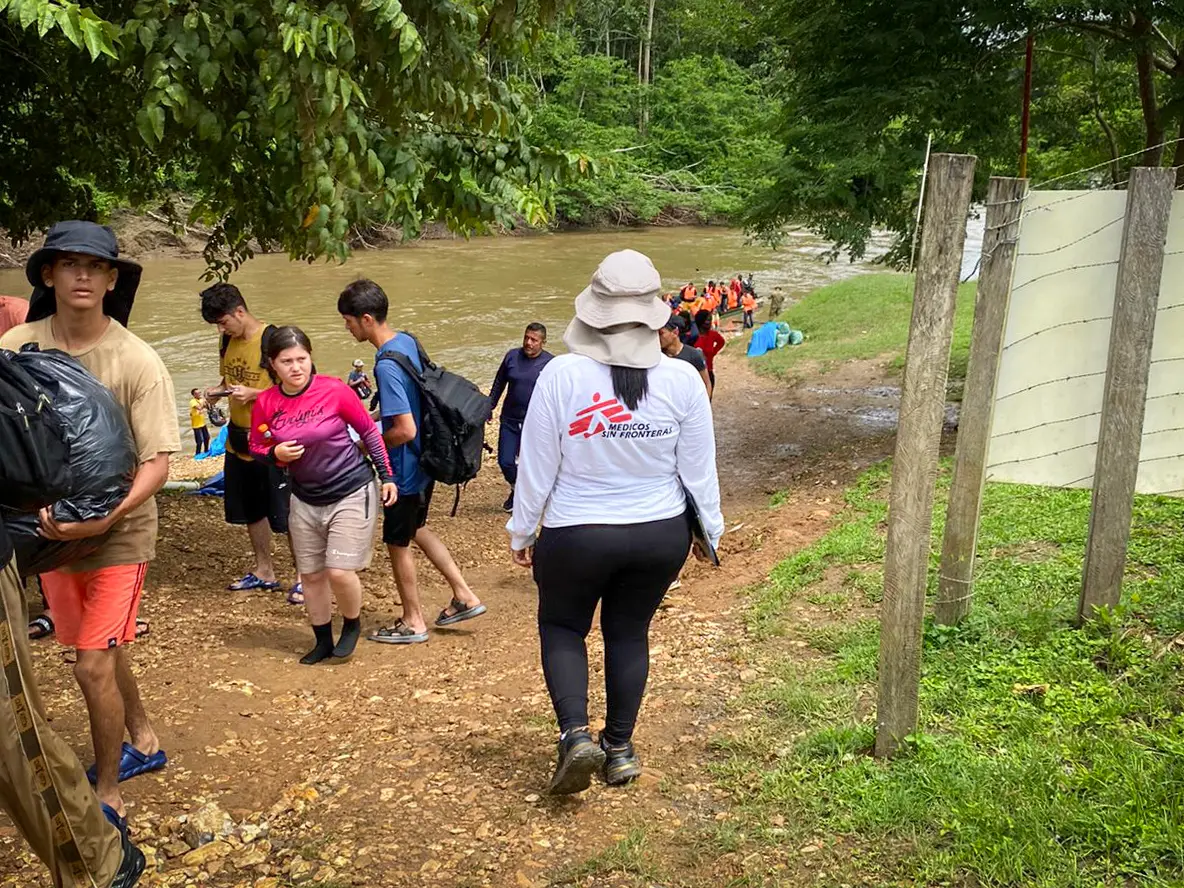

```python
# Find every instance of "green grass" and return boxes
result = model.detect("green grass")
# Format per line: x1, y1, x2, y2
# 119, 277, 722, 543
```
752, 273, 977, 387
551, 828, 660, 885
724, 463, 1184, 887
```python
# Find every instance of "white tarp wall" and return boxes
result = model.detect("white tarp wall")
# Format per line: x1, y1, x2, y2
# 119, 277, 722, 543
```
985, 189, 1184, 496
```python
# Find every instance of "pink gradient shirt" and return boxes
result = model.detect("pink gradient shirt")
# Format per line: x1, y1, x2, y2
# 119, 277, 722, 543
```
249, 374, 392, 506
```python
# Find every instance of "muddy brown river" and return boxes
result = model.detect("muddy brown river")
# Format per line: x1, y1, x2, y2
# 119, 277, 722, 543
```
0, 227, 875, 444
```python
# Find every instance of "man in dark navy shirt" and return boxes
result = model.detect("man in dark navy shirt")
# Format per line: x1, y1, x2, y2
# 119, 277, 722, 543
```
488, 322, 553, 512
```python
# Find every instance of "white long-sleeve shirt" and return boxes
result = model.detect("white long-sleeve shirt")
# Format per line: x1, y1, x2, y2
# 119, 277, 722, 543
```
507, 353, 724, 551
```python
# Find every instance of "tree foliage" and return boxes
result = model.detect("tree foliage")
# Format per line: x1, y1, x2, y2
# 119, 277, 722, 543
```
522, 4, 779, 228
750, 0, 1184, 263
0, 0, 576, 274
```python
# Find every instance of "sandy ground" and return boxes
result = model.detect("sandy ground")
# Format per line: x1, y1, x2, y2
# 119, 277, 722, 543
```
0, 350, 913, 888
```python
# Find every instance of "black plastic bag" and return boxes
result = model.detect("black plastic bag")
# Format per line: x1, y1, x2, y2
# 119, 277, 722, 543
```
2, 347, 136, 577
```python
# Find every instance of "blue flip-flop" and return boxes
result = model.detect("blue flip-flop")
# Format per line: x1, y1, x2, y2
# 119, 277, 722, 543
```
87, 743, 168, 785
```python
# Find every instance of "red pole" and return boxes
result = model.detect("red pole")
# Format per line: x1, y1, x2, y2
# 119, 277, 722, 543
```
1019, 32, 1034, 178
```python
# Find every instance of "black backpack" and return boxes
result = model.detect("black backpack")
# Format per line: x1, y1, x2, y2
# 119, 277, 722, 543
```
379, 334, 489, 515
0, 349, 72, 513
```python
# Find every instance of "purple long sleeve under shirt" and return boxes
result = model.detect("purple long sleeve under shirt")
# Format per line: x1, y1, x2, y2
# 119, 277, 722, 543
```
250, 374, 392, 506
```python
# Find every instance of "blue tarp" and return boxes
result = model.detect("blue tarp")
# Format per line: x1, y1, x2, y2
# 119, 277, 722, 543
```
746, 321, 780, 358
191, 471, 225, 497
195, 424, 228, 460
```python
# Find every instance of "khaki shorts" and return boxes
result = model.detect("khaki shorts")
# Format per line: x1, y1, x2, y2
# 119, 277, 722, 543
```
289, 483, 378, 574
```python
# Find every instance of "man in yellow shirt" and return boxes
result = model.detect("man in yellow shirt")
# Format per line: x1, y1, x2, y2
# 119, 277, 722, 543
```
200, 284, 301, 600
188, 388, 210, 455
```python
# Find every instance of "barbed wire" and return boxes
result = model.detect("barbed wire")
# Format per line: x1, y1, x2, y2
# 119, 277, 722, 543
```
994, 371, 1107, 403
1033, 141, 1184, 188
1010, 261, 1119, 294
1001, 316, 1110, 352
1056, 450, 1184, 489
992, 411, 1102, 438
987, 439, 1099, 471
1015, 215, 1126, 256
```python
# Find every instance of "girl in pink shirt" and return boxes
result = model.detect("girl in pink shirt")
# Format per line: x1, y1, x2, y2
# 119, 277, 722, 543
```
250, 326, 396, 664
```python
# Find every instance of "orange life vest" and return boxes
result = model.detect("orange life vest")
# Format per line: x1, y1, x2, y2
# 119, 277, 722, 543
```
741, 293, 756, 311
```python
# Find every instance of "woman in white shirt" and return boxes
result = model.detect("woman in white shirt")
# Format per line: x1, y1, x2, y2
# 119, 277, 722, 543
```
507, 249, 723, 795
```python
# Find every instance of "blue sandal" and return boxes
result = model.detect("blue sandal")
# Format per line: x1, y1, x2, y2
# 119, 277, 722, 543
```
435, 599, 487, 627
228, 573, 281, 592
87, 742, 168, 785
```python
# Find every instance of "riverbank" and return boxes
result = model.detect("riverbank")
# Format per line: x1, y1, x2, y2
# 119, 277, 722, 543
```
752, 272, 977, 399
0, 205, 735, 270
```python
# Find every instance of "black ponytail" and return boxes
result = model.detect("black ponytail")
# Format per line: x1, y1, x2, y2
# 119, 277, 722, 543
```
611, 366, 649, 410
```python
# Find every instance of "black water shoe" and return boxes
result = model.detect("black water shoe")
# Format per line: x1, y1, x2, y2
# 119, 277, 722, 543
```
600, 733, 642, 786
102, 803, 146, 888
547, 728, 605, 795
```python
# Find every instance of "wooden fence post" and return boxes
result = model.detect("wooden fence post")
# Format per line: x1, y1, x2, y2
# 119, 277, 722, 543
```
875, 153, 977, 758
1078, 167, 1173, 623
934, 177, 1027, 625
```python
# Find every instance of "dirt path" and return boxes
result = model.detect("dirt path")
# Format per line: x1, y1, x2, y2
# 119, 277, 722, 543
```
0, 352, 905, 888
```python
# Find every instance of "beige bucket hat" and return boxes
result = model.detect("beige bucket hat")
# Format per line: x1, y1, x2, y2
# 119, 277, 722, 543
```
563, 250, 670, 370
573, 249, 670, 331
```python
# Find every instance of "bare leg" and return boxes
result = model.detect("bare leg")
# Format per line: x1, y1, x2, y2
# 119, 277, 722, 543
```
413, 527, 480, 608
74, 650, 125, 815
327, 568, 362, 620
301, 570, 332, 625
115, 648, 159, 757
387, 545, 426, 634
285, 533, 303, 587
247, 519, 275, 583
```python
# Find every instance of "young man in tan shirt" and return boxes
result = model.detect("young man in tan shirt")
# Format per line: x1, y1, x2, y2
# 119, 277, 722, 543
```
0, 221, 180, 828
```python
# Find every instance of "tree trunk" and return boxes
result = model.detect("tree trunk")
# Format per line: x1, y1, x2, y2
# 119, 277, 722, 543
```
641, 0, 656, 132
644, 0, 656, 86
1091, 49, 1121, 185
1133, 13, 1165, 167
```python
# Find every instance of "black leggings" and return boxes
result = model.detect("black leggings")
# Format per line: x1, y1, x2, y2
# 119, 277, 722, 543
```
533, 514, 690, 745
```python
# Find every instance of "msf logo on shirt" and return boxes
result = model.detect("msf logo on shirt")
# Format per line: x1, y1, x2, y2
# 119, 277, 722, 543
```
568, 393, 632, 438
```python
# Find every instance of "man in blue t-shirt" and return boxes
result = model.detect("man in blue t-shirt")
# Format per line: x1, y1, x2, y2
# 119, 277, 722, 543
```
338, 279, 487, 645
487, 322, 553, 513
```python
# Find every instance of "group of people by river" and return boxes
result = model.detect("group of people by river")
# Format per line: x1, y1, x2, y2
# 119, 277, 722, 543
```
0, 221, 724, 888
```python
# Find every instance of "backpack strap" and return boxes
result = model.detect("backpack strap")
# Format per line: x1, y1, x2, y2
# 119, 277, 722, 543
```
376, 350, 423, 457
399, 331, 434, 369
219, 323, 276, 370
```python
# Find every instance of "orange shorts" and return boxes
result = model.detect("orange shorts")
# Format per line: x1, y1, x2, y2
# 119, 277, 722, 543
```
40, 563, 147, 651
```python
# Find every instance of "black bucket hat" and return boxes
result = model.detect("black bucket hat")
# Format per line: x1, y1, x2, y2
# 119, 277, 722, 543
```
25, 221, 143, 327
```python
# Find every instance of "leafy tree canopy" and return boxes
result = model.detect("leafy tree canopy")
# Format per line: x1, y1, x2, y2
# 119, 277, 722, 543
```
0, 0, 576, 274
750, 0, 1184, 263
